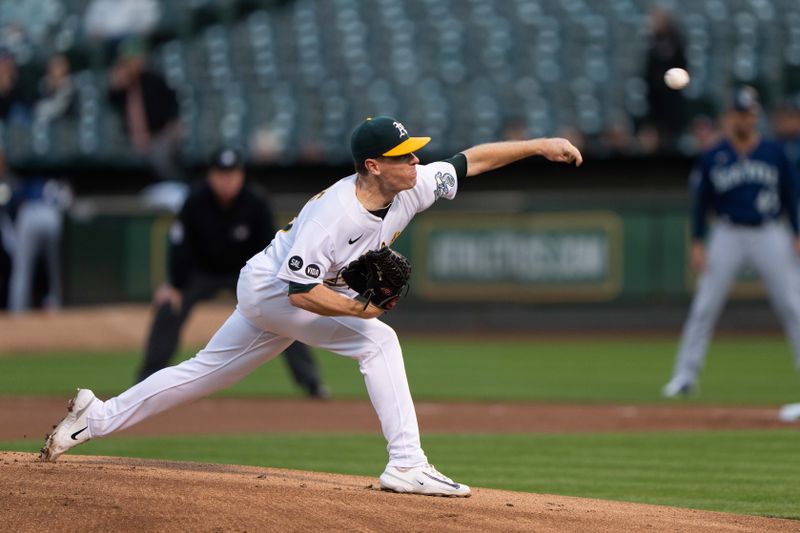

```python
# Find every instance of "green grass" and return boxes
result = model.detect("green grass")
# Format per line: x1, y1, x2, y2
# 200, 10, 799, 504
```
1, 337, 799, 404
3, 335, 800, 518
4, 430, 800, 518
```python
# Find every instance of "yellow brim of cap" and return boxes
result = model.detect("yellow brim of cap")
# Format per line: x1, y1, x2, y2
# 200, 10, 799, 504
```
382, 136, 431, 157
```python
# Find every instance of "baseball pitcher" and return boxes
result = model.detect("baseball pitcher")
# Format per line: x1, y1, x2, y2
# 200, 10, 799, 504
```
41, 116, 582, 497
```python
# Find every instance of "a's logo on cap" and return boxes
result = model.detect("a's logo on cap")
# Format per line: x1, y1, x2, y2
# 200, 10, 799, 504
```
393, 121, 408, 138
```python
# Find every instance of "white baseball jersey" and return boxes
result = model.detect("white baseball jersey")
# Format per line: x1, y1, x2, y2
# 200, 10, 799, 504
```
84, 158, 461, 472
245, 160, 458, 296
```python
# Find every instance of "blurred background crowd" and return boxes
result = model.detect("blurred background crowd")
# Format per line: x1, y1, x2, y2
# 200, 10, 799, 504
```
0, 0, 797, 166
0, 0, 799, 322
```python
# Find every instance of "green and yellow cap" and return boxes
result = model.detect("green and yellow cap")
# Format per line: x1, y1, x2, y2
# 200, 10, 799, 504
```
350, 116, 431, 163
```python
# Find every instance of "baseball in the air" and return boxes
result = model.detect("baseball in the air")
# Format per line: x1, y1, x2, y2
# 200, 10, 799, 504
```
664, 67, 690, 90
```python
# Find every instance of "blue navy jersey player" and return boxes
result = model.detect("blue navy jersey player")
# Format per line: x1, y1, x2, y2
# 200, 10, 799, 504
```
664, 86, 800, 397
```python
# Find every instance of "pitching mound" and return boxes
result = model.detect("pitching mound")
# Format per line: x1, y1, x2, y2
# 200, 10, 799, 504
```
1, 452, 795, 532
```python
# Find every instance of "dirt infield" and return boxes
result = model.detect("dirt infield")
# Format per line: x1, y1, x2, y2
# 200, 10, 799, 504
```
3, 306, 798, 530
0, 303, 673, 354
4, 398, 794, 531
0, 396, 793, 441
2, 452, 797, 532
0, 304, 234, 353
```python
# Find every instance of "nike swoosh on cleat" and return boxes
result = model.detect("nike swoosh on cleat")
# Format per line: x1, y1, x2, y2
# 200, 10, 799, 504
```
417, 480, 424, 486
423, 472, 460, 489
70, 427, 88, 440
348, 235, 364, 245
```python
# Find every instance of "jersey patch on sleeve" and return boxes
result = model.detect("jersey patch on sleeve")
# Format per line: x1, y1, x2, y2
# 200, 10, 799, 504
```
288, 255, 304, 271
434, 171, 456, 199
305, 264, 321, 278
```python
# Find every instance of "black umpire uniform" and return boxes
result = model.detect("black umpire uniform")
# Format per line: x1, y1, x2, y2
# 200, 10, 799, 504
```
138, 148, 328, 398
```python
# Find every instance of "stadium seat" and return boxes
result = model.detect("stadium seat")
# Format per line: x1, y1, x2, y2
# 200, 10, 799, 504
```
4, 0, 800, 164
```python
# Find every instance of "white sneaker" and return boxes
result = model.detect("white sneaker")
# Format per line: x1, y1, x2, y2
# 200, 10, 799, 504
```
662, 376, 695, 398
40, 389, 98, 462
379, 463, 471, 497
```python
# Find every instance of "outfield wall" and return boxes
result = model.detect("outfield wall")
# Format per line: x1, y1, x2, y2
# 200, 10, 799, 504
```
63, 188, 774, 308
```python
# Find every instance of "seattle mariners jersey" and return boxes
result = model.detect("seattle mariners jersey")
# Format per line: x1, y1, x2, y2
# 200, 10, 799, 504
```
246, 160, 459, 295
691, 139, 799, 239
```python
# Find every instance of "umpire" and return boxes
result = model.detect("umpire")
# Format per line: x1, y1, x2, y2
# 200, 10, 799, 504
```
138, 147, 329, 398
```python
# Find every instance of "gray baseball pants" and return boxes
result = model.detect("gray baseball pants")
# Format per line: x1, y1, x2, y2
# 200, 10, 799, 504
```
670, 221, 800, 383
8, 202, 62, 313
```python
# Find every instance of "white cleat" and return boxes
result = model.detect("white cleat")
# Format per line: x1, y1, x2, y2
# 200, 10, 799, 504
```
662, 377, 696, 398
379, 463, 471, 497
778, 403, 800, 422
40, 389, 98, 462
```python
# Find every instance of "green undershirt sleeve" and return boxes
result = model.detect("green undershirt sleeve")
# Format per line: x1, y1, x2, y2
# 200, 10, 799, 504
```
288, 281, 319, 294
443, 152, 467, 180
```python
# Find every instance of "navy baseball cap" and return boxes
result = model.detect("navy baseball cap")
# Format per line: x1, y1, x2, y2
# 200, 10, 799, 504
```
350, 116, 431, 163
730, 86, 759, 112
210, 147, 243, 169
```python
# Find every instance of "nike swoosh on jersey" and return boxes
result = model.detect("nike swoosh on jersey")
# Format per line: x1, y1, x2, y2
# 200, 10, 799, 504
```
348, 234, 364, 245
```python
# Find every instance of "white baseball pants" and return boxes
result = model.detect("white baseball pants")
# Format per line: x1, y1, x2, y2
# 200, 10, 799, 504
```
86, 265, 428, 468
671, 221, 800, 382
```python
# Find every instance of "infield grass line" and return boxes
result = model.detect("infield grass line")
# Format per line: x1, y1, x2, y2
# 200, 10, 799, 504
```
1, 337, 799, 404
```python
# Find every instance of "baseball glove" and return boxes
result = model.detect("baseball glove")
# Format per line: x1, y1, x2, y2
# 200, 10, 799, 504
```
340, 247, 411, 310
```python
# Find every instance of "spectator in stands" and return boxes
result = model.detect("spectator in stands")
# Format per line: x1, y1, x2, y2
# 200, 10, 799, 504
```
249, 124, 286, 163
500, 116, 528, 142
683, 114, 721, 155
598, 112, 637, 157
555, 125, 587, 154
34, 54, 76, 125
138, 147, 329, 398
0, 50, 31, 124
108, 38, 183, 182
642, 7, 687, 153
